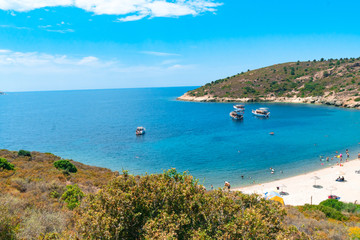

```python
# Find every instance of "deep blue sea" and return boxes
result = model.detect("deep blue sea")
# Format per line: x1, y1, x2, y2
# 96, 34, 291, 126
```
1, 87, 360, 188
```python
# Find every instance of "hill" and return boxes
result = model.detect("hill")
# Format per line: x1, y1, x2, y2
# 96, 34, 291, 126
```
178, 57, 360, 108
1, 149, 360, 239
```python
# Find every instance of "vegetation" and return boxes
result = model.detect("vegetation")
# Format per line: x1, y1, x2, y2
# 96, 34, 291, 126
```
61, 184, 84, 210
186, 57, 360, 105
75, 169, 303, 239
0, 149, 359, 239
18, 150, 31, 157
54, 159, 77, 173
0, 157, 14, 170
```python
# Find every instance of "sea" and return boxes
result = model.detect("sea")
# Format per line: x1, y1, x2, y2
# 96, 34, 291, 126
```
1, 87, 360, 188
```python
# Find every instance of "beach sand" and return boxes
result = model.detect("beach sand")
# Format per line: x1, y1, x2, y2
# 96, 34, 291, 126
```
233, 159, 360, 206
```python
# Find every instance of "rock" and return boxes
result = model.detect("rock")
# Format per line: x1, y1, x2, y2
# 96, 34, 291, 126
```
334, 101, 343, 106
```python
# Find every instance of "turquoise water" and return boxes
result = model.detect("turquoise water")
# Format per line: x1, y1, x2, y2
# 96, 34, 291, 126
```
1, 87, 360, 188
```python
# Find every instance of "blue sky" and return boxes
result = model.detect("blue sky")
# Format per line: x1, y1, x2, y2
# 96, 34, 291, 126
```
0, 0, 360, 91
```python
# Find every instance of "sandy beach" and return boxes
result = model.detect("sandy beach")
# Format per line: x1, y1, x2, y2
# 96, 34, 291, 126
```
234, 159, 360, 206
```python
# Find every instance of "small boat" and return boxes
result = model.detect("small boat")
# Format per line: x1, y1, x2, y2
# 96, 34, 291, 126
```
230, 111, 243, 120
136, 127, 145, 135
233, 104, 245, 111
252, 108, 270, 117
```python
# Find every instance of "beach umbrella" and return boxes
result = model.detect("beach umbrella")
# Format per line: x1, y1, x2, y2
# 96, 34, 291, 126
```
326, 186, 337, 195
311, 176, 320, 186
264, 191, 284, 205
279, 184, 287, 193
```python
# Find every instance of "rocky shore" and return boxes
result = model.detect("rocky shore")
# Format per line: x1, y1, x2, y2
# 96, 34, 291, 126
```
177, 93, 360, 109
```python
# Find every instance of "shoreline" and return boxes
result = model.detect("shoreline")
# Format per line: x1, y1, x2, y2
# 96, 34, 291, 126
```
177, 93, 360, 110
233, 158, 360, 205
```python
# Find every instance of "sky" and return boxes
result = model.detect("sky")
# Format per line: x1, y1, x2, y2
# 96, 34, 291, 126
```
0, 0, 360, 92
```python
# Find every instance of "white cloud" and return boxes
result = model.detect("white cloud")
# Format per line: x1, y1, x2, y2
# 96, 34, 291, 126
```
45, 28, 74, 33
0, 50, 96, 66
141, 51, 180, 57
0, 48, 198, 91
0, 0, 222, 21
38, 24, 52, 28
117, 14, 147, 22
78, 56, 98, 65
0, 24, 30, 30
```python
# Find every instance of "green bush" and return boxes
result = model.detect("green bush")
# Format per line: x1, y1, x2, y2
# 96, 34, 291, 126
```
53, 160, 77, 173
299, 204, 348, 221
354, 97, 360, 102
74, 169, 301, 239
319, 199, 344, 211
0, 158, 14, 170
61, 184, 84, 210
320, 199, 360, 214
18, 150, 31, 157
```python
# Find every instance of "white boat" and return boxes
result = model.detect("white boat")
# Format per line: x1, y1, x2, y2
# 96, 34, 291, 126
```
230, 111, 243, 120
233, 104, 245, 111
136, 127, 146, 135
252, 108, 270, 117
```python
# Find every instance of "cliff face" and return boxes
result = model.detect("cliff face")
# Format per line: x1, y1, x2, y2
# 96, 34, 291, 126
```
178, 58, 360, 109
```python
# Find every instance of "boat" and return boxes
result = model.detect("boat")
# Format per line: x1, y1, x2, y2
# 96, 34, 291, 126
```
230, 111, 243, 120
233, 104, 245, 111
136, 127, 145, 135
252, 108, 270, 117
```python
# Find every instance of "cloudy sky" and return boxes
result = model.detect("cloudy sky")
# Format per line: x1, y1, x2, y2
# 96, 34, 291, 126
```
0, 0, 360, 91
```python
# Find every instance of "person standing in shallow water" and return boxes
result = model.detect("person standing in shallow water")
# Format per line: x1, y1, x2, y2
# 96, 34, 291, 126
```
224, 181, 231, 192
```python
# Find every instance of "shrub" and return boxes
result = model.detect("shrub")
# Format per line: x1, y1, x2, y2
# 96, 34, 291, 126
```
299, 204, 348, 221
74, 169, 301, 239
54, 160, 77, 173
0, 158, 14, 170
18, 150, 31, 157
320, 199, 360, 214
355, 97, 360, 102
319, 199, 344, 211
18, 210, 68, 239
61, 184, 84, 210
349, 227, 360, 239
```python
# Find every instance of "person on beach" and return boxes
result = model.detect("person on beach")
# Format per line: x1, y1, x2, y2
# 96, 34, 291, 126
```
224, 181, 231, 191
358, 153, 360, 159
210, 185, 213, 190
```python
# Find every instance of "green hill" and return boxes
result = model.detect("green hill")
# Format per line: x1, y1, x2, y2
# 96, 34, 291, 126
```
178, 57, 360, 108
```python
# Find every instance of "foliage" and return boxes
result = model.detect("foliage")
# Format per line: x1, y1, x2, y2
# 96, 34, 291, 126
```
349, 227, 360, 239
298, 204, 348, 221
74, 169, 301, 239
61, 184, 84, 210
300, 82, 325, 96
18, 150, 31, 157
320, 199, 360, 214
54, 159, 77, 173
0, 157, 14, 170
18, 209, 68, 239
0, 205, 18, 240
186, 58, 360, 102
